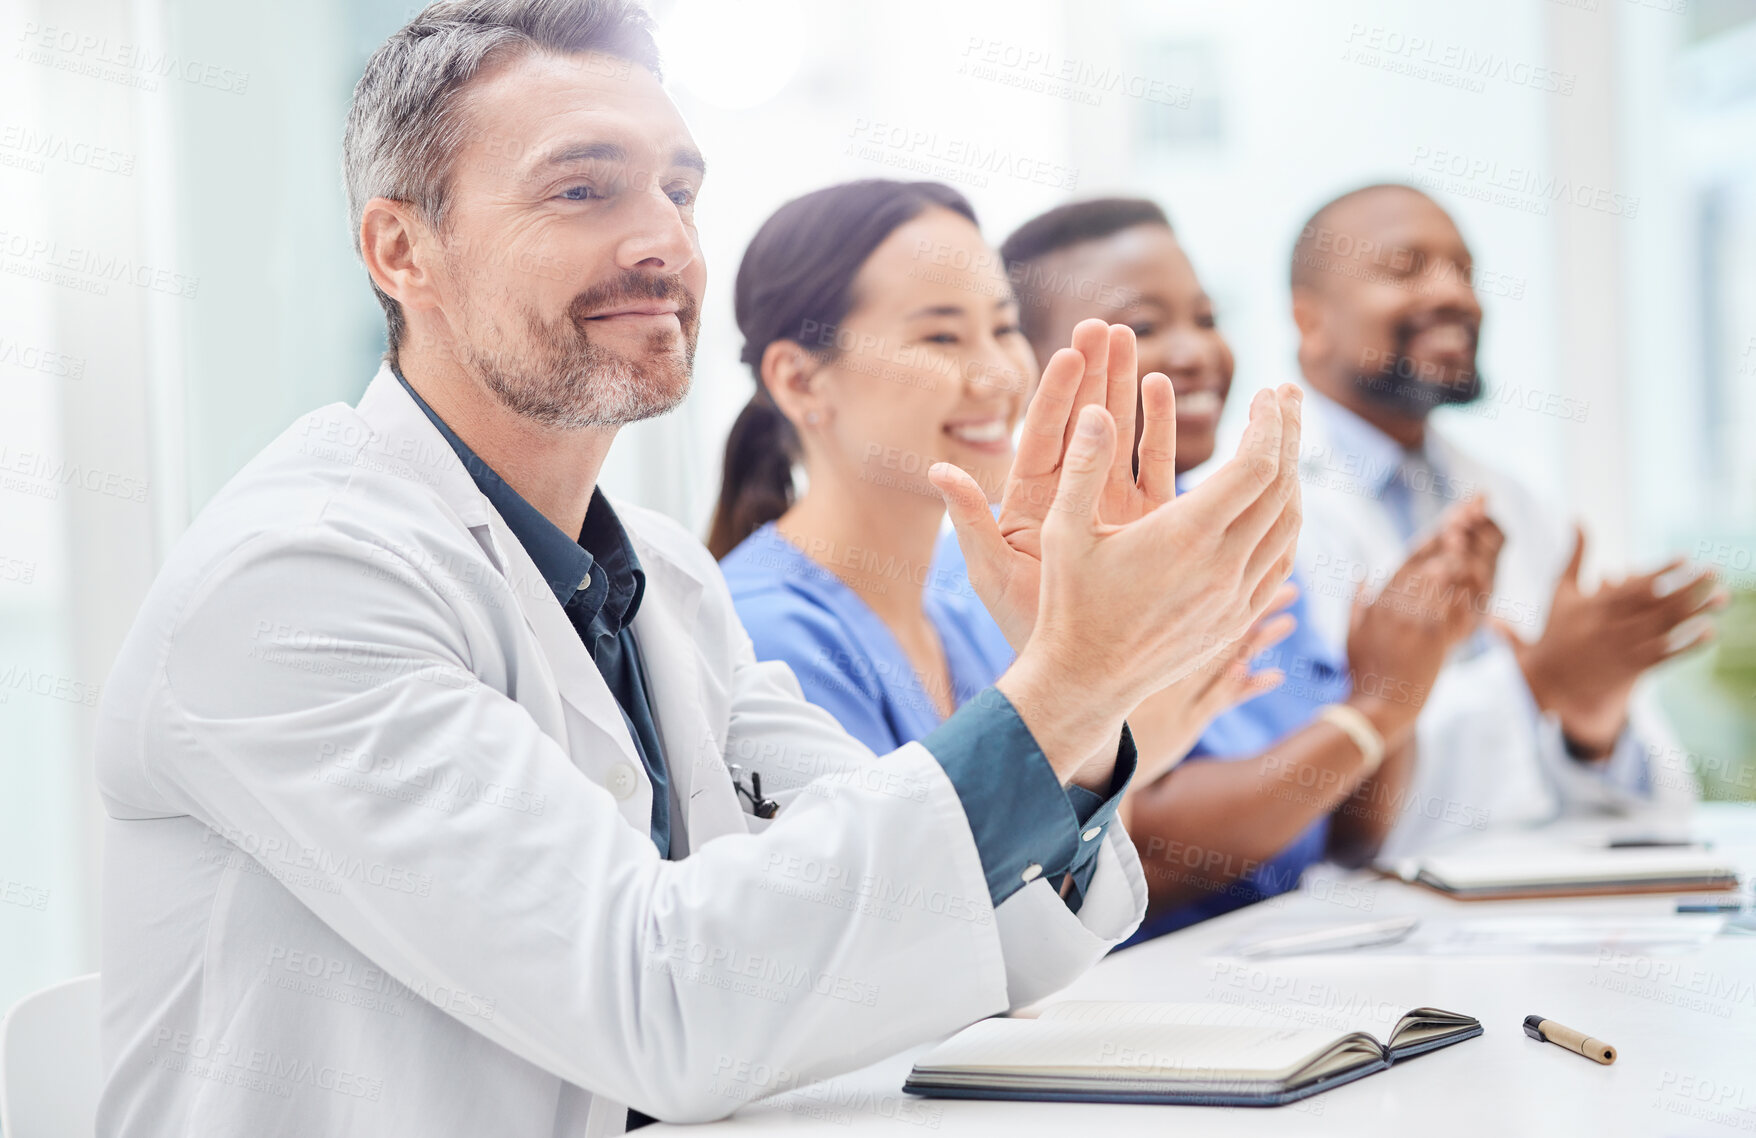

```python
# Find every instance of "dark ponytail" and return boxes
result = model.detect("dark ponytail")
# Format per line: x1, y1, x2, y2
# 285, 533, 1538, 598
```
706, 389, 797, 559
706, 179, 977, 558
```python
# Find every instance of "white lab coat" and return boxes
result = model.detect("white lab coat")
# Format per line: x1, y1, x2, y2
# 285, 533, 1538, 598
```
93, 365, 1146, 1137
1293, 392, 1694, 859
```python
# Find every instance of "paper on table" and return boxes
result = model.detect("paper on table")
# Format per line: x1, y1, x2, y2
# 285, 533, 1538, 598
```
1414, 915, 1725, 955
1235, 915, 1419, 958
1222, 914, 1726, 958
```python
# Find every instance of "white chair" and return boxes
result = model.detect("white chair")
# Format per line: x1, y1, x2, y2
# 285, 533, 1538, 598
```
0, 973, 101, 1138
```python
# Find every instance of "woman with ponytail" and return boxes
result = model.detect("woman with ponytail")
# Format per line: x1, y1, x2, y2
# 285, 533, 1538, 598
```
713, 181, 1299, 781
711, 180, 1027, 752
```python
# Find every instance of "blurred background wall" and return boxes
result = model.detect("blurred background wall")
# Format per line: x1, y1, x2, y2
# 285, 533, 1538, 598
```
3, 0, 1754, 1016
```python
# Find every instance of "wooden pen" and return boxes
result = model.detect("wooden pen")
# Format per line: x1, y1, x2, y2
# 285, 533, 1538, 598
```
1523, 1015, 1616, 1064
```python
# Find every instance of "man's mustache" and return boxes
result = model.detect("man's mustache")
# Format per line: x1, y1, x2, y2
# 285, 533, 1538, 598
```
1392, 306, 1478, 352
567, 271, 700, 334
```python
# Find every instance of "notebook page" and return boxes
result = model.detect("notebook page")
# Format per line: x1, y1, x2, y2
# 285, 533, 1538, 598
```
1388, 1007, 1477, 1048
917, 1018, 1348, 1081
1040, 1002, 1314, 1031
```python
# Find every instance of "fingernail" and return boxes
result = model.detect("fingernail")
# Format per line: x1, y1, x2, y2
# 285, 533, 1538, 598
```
1077, 406, 1104, 437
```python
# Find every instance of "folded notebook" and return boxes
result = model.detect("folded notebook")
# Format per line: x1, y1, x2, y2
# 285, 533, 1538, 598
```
1390, 848, 1741, 900
903, 1001, 1481, 1107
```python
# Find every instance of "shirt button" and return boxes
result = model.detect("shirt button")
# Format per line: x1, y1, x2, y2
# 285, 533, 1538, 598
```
606, 763, 639, 801
1020, 863, 1043, 884
1081, 827, 1102, 842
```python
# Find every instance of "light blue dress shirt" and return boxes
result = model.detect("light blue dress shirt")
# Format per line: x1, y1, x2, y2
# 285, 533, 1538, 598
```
1313, 393, 1497, 661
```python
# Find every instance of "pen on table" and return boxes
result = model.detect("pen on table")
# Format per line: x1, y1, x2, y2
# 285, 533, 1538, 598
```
1523, 1015, 1616, 1065
1236, 915, 1419, 958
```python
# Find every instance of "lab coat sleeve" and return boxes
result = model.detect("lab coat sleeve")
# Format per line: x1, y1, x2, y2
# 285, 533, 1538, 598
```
142, 525, 1075, 1123
716, 596, 1147, 1012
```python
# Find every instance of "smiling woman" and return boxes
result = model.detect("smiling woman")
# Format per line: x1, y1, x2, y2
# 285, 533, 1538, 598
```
711, 179, 1031, 749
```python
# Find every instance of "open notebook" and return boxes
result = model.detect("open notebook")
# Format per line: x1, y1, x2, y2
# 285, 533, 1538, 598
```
1386, 848, 1741, 900
904, 1001, 1481, 1107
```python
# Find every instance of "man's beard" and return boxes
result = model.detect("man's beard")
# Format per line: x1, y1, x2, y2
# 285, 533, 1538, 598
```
456, 268, 701, 431
1353, 315, 1483, 417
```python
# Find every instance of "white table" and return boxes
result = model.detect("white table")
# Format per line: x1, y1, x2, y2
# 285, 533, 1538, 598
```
648, 805, 1756, 1137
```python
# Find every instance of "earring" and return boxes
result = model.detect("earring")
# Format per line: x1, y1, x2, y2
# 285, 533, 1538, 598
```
805, 412, 820, 426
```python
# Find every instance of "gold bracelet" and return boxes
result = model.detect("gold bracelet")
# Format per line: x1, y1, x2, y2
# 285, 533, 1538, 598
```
1315, 703, 1386, 776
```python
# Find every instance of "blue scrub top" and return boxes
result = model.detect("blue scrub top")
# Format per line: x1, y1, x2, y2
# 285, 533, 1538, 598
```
924, 520, 1351, 944
719, 523, 1016, 754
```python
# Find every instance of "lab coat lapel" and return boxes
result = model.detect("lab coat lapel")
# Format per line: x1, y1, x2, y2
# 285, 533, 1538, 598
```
355, 366, 647, 806
486, 506, 645, 767
354, 365, 491, 530
627, 532, 750, 852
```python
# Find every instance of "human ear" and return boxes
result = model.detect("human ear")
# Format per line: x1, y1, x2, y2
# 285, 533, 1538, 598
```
360, 198, 444, 324
759, 340, 830, 431
1290, 286, 1330, 361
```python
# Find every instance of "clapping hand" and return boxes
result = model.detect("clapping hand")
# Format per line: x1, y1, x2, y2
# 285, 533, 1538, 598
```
932, 318, 1305, 786
1497, 527, 1727, 756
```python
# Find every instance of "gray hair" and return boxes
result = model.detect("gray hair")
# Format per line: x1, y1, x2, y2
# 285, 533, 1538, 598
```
342, 0, 662, 364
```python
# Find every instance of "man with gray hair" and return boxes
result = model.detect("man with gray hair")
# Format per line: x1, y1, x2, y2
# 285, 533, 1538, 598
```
93, 1, 1304, 1133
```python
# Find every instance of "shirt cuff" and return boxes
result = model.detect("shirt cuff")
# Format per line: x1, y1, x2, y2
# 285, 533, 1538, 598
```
1539, 711, 1654, 802
921, 689, 1136, 911
1061, 725, 1136, 911
1512, 656, 1659, 810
